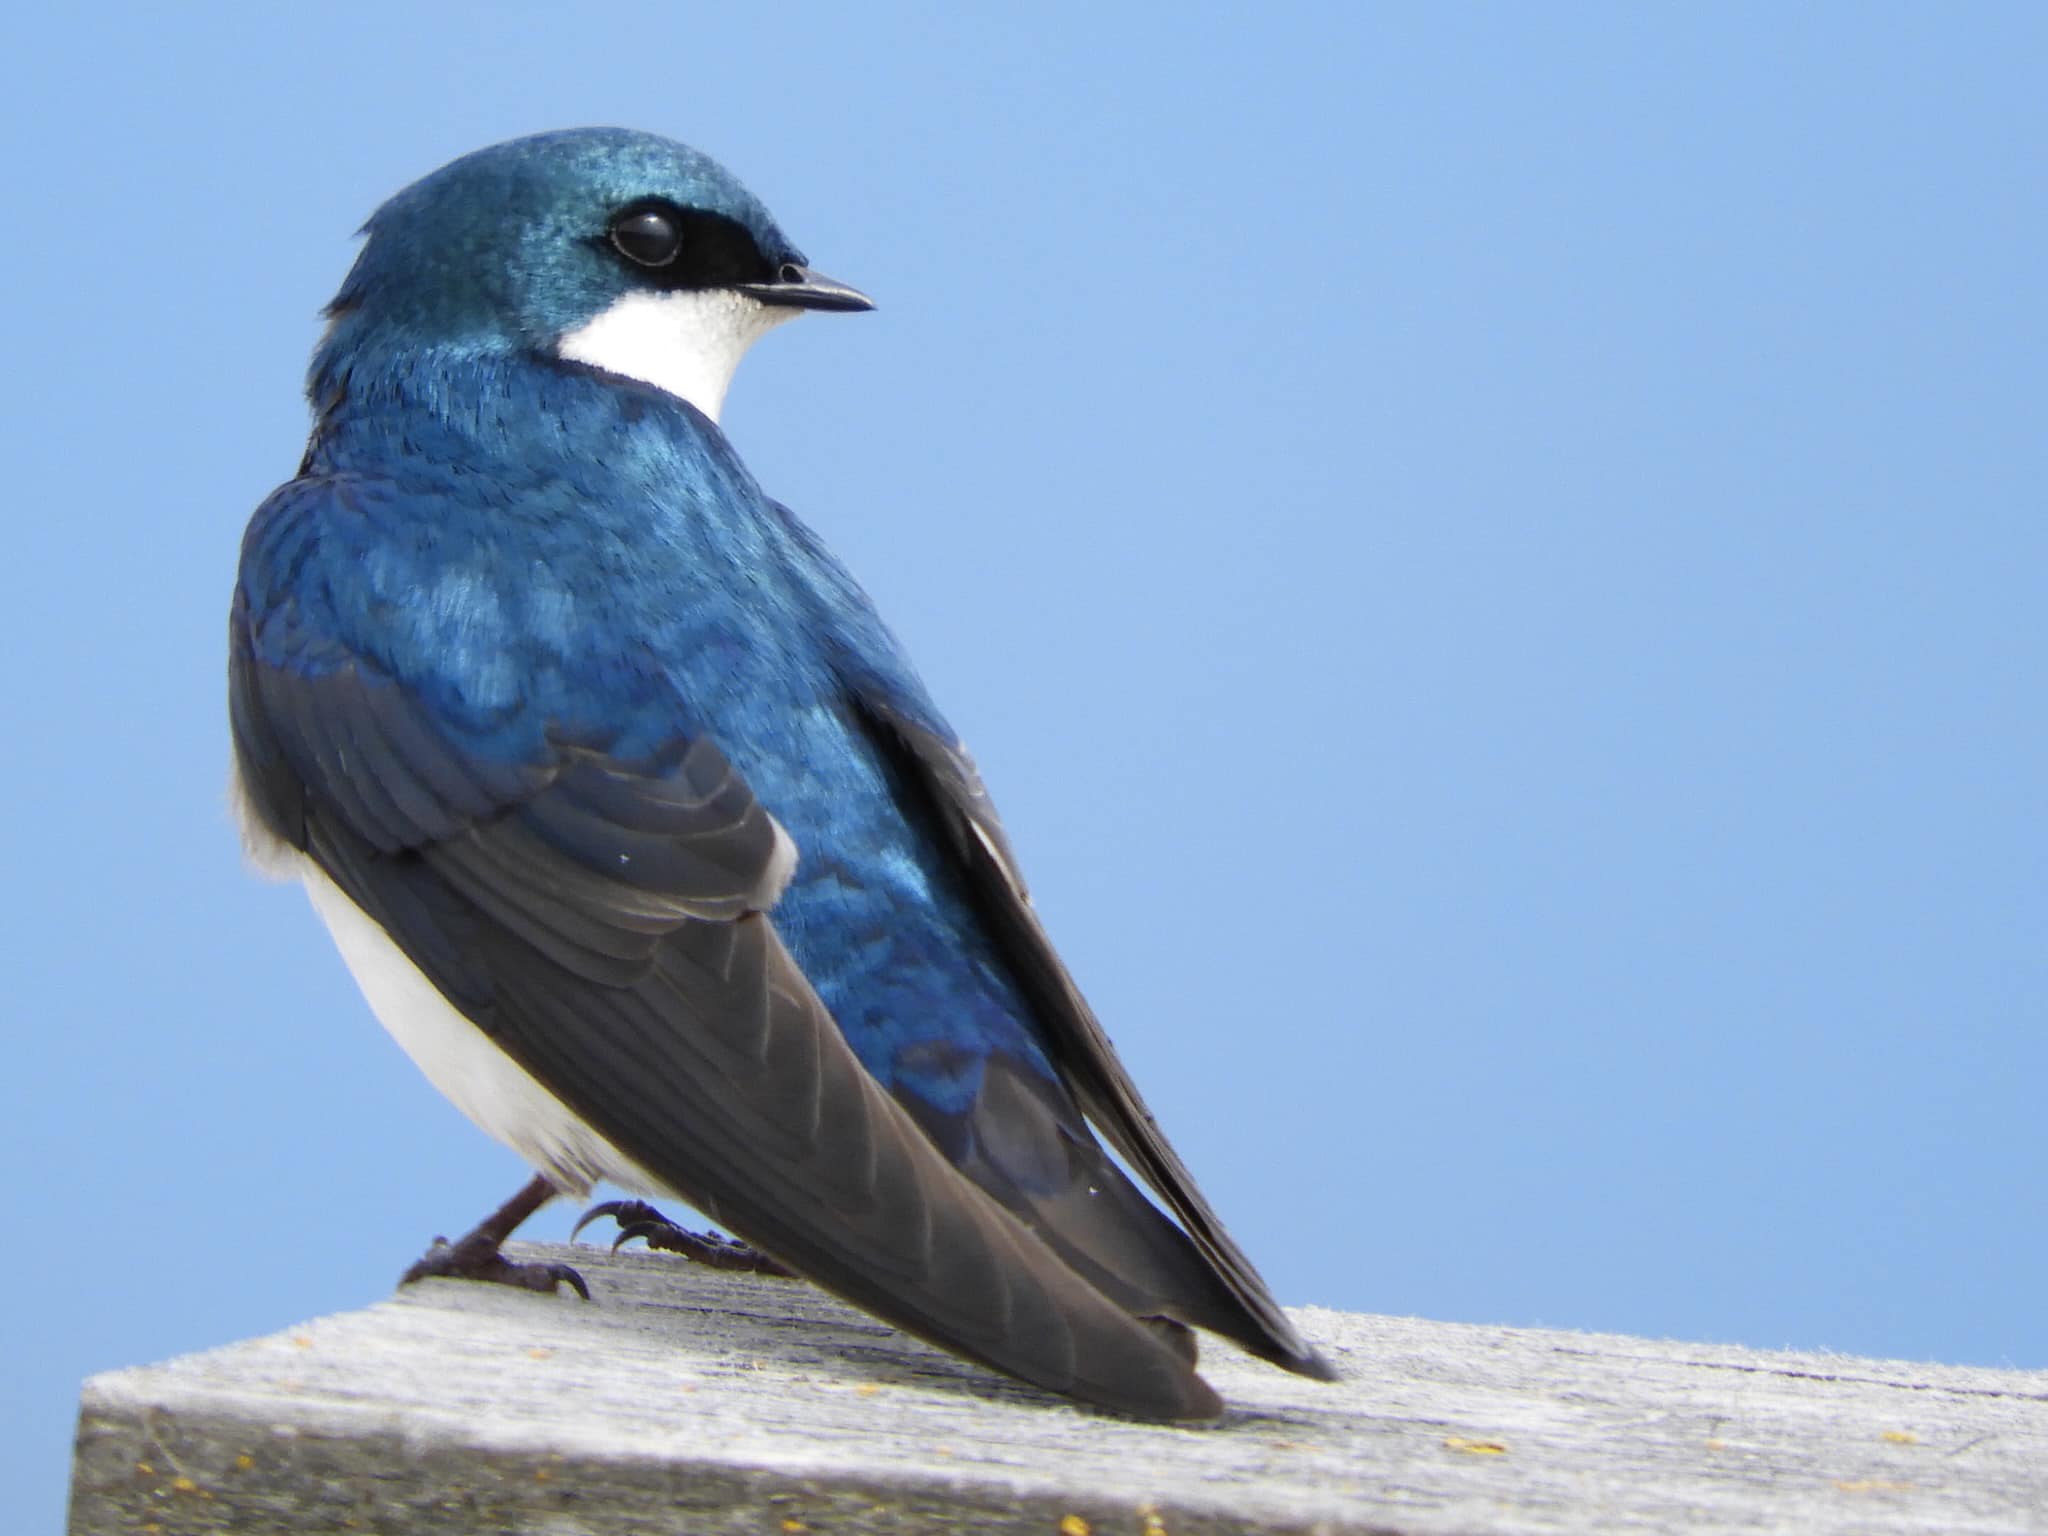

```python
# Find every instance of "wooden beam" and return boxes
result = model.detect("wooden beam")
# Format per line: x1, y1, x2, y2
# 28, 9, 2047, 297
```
70, 1241, 2048, 1533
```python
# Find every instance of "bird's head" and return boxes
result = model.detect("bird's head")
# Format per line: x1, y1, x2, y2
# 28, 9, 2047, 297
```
315, 127, 871, 422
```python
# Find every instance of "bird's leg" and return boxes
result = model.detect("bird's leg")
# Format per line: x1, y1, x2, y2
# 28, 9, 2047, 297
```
400, 1172, 589, 1299
573, 1199, 793, 1277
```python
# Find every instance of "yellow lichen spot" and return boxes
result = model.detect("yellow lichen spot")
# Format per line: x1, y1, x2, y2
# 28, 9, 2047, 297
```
534, 1467, 552, 1484
1141, 1510, 1169, 1536
134, 1462, 155, 1476
1443, 1436, 1507, 1455
526, 1347, 554, 1360
781, 1521, 809, 1534
170, 1476, 199, 1494
235, 1453, 255, 1472
141, 1525, 162, 1535
1058, 1517, 1092, 1536
1882, 1430, 1919, 1444
1834, 1478, 1915, 1494
854, 1382, 881, 1397
1704, 1438, 1727, 1451
933, 1445, 955, 1457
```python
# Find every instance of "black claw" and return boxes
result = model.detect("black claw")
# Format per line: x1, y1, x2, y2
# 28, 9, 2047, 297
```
571, 1198, 663, 1244
400, 1233, 589, 1300
611, 1219, 655, 1250
573, 1199, 793, 1277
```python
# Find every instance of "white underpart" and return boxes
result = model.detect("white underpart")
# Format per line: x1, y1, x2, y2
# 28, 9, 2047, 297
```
300, 867, 672, 1198
230, 763, 301, 883
555, 288, 796, 422
230, 762, 699, 1199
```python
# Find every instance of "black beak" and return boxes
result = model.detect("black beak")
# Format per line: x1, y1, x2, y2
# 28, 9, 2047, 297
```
738, 263, 876, 313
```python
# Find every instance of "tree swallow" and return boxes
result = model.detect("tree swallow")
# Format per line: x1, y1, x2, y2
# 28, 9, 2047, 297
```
229, 128, 1333, 1419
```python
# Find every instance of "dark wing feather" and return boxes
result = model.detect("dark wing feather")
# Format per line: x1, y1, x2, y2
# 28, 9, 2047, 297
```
857, 695, 1338, 1382
231, 636, 1223, 1419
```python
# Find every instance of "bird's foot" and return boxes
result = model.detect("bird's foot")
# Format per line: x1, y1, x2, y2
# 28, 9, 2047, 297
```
573, 1199, 793, 1276
398, 1174, 587, 1299
400, 1231, 591, 1299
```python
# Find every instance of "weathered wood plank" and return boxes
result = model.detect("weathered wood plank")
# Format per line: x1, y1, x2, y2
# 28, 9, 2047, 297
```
71, 1240, 2048, 1534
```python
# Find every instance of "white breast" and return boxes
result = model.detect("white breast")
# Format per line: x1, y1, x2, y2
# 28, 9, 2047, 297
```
555, 288, 796, 422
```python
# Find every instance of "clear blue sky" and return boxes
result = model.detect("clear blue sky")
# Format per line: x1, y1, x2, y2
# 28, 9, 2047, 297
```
8, 4, 2043, 1526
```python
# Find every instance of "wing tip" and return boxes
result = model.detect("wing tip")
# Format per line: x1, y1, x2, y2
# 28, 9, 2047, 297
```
1168, 1372, 1226, 1422
1244, 1323, 1343, 1384
1067, 1354, 1224, 1422
1292, 1345, 1343, 1384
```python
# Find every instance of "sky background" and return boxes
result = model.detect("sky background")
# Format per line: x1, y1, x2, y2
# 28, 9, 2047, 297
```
7, 4, 2045, 1527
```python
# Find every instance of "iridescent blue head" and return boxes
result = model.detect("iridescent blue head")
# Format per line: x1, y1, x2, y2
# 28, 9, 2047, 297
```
314, 127, 872, 422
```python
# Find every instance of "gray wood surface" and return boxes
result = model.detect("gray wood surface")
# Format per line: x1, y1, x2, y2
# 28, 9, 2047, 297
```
71, 1240, 2048, 1534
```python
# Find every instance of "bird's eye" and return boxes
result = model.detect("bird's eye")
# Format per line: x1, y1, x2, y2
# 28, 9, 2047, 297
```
609, 206, 683, 268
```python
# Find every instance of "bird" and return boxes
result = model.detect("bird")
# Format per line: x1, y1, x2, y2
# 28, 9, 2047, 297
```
228, 127, 1333, 1420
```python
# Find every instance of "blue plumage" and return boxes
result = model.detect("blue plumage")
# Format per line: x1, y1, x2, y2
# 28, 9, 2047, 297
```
231, 129, 1329, 1417
247, 351, 1055, 1109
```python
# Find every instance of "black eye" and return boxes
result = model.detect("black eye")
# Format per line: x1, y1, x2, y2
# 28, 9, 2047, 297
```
609, 206, 682, 268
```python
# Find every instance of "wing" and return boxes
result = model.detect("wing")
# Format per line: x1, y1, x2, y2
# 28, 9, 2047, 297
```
228, 498, 1222, 1420
853, 692, 1337, 1382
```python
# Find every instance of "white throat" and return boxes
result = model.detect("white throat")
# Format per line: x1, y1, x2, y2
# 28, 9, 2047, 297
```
555, 289, 796, 422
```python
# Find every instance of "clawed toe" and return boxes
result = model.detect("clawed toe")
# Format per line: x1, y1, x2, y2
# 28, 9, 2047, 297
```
401, 1233, 590, 1299
572, 1199, 792, 1276
395, 1173, 585, 1299
571, 1199, 667, 1245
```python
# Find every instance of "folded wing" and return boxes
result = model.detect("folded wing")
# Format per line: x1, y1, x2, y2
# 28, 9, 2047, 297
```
853, 693, 1336, 1382
229, 510, 1224, 1419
